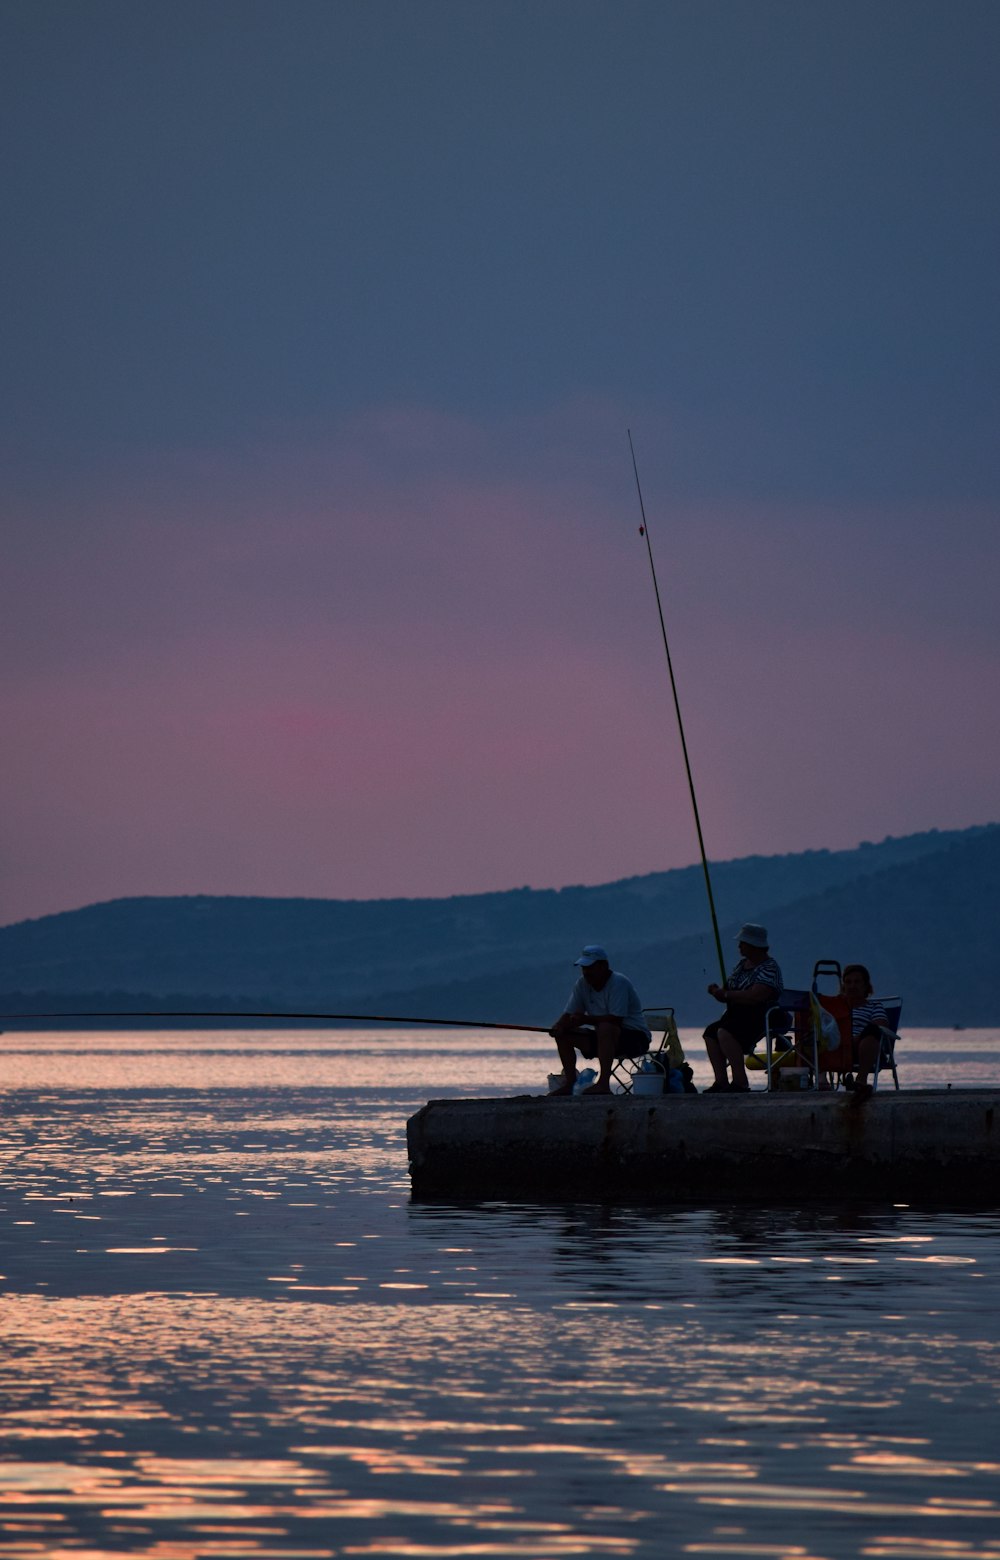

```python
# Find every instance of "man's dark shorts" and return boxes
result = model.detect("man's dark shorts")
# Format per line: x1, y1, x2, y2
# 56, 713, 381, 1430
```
569, 1024, 650, 1060
703, 1004, 770, 1055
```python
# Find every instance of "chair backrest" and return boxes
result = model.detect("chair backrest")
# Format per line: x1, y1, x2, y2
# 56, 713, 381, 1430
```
642, 1007, 684, 1068
766, 989, 810, 1044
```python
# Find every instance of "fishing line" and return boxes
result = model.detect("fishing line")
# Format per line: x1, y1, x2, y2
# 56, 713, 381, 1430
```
628, 429, 726, 985
0, 1008, 550, 1032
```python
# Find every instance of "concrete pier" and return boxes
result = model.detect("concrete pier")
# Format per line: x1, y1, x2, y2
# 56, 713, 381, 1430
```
407, 1090, 1000, 1204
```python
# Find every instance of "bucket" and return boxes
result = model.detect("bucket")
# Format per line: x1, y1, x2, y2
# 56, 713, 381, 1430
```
779, 1067, 811, 1091
632, 1071, 665, 1097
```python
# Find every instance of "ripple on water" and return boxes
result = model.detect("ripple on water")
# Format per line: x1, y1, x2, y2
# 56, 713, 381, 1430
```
0, 1028, 998, 1558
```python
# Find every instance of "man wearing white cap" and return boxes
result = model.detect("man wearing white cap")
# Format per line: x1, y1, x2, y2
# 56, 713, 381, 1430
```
548, 945, 651, 1096
703, 923, 784, 1092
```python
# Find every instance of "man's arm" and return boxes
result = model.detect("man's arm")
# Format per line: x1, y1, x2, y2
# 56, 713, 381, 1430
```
549, 1010, 585, 1038
550, 1009, 624, 1037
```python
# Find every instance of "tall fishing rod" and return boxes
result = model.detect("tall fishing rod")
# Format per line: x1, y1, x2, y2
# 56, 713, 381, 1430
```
628, 429, 726, 985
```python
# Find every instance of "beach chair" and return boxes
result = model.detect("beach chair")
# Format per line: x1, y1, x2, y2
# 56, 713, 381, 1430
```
612, 1007, 688, 1094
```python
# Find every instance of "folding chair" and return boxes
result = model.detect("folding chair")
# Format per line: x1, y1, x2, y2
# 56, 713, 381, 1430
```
612, 1007, 689, 1094
763, 988, 811, 1090
824, 988, 902, 1092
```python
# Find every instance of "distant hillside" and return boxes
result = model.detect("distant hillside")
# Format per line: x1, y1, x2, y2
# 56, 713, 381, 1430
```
0, 823, 995, 1026
374, 826, 1000, 1028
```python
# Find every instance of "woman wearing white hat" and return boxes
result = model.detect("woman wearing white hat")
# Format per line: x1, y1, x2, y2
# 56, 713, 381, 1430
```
702, 923, 784, 1092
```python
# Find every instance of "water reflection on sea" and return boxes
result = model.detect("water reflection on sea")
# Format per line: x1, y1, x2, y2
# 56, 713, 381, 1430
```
0, 1027, 998, 1559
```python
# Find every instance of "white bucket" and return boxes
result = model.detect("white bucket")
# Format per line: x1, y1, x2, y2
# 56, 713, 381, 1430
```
779, 1067, 811, 1091
632, 1072, 664, 1097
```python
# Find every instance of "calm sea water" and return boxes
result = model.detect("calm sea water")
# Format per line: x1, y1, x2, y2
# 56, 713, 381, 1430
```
0, 1026, 998, 1560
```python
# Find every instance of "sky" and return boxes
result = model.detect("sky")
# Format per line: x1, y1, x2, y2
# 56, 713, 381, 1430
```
2, 0, 998, 925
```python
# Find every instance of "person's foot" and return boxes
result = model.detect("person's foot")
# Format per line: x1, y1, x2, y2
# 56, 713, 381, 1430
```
730, 1082, 751, 1093
851, 1082, 874, 1104
704, 1080, 730, 1093
582, 1081, 612, 1096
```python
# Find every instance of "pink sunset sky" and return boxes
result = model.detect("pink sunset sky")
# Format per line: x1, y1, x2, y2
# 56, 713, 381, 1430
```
4, 400, 997, 924
3, 3, 998, 925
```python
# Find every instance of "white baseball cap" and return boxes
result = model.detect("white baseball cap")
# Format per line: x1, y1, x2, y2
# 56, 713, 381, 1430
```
574, 944, 610, 967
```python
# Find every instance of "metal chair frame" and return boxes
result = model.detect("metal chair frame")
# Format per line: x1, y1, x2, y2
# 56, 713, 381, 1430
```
869, 999, 902, 1090
764, 988, 812, 1091
611, 1006, 680, 1094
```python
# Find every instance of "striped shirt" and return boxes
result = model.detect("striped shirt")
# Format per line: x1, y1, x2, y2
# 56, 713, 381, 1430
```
850, 998, 888, 1038
727, 956, 783, 998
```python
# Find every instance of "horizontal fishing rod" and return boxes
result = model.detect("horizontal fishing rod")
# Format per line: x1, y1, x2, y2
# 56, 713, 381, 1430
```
628, 429, 726, 986
0, 1008, 551, 1032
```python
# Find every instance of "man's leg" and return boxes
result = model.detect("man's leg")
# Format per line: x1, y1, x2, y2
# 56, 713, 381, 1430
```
547, 1027, 580, 1095
582, 1020, 619, 1095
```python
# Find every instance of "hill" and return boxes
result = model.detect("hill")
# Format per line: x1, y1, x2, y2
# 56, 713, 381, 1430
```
374, 826, 1000, 1028
0, 823, 995, 1026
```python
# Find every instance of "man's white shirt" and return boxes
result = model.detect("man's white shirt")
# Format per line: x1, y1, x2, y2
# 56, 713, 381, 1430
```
565, 972, 651, 1038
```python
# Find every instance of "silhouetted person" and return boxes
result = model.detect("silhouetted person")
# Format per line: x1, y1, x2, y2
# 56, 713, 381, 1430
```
548, 945, 651, 1096
841, 963, 888, 1101
703, 923, 783, 1092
